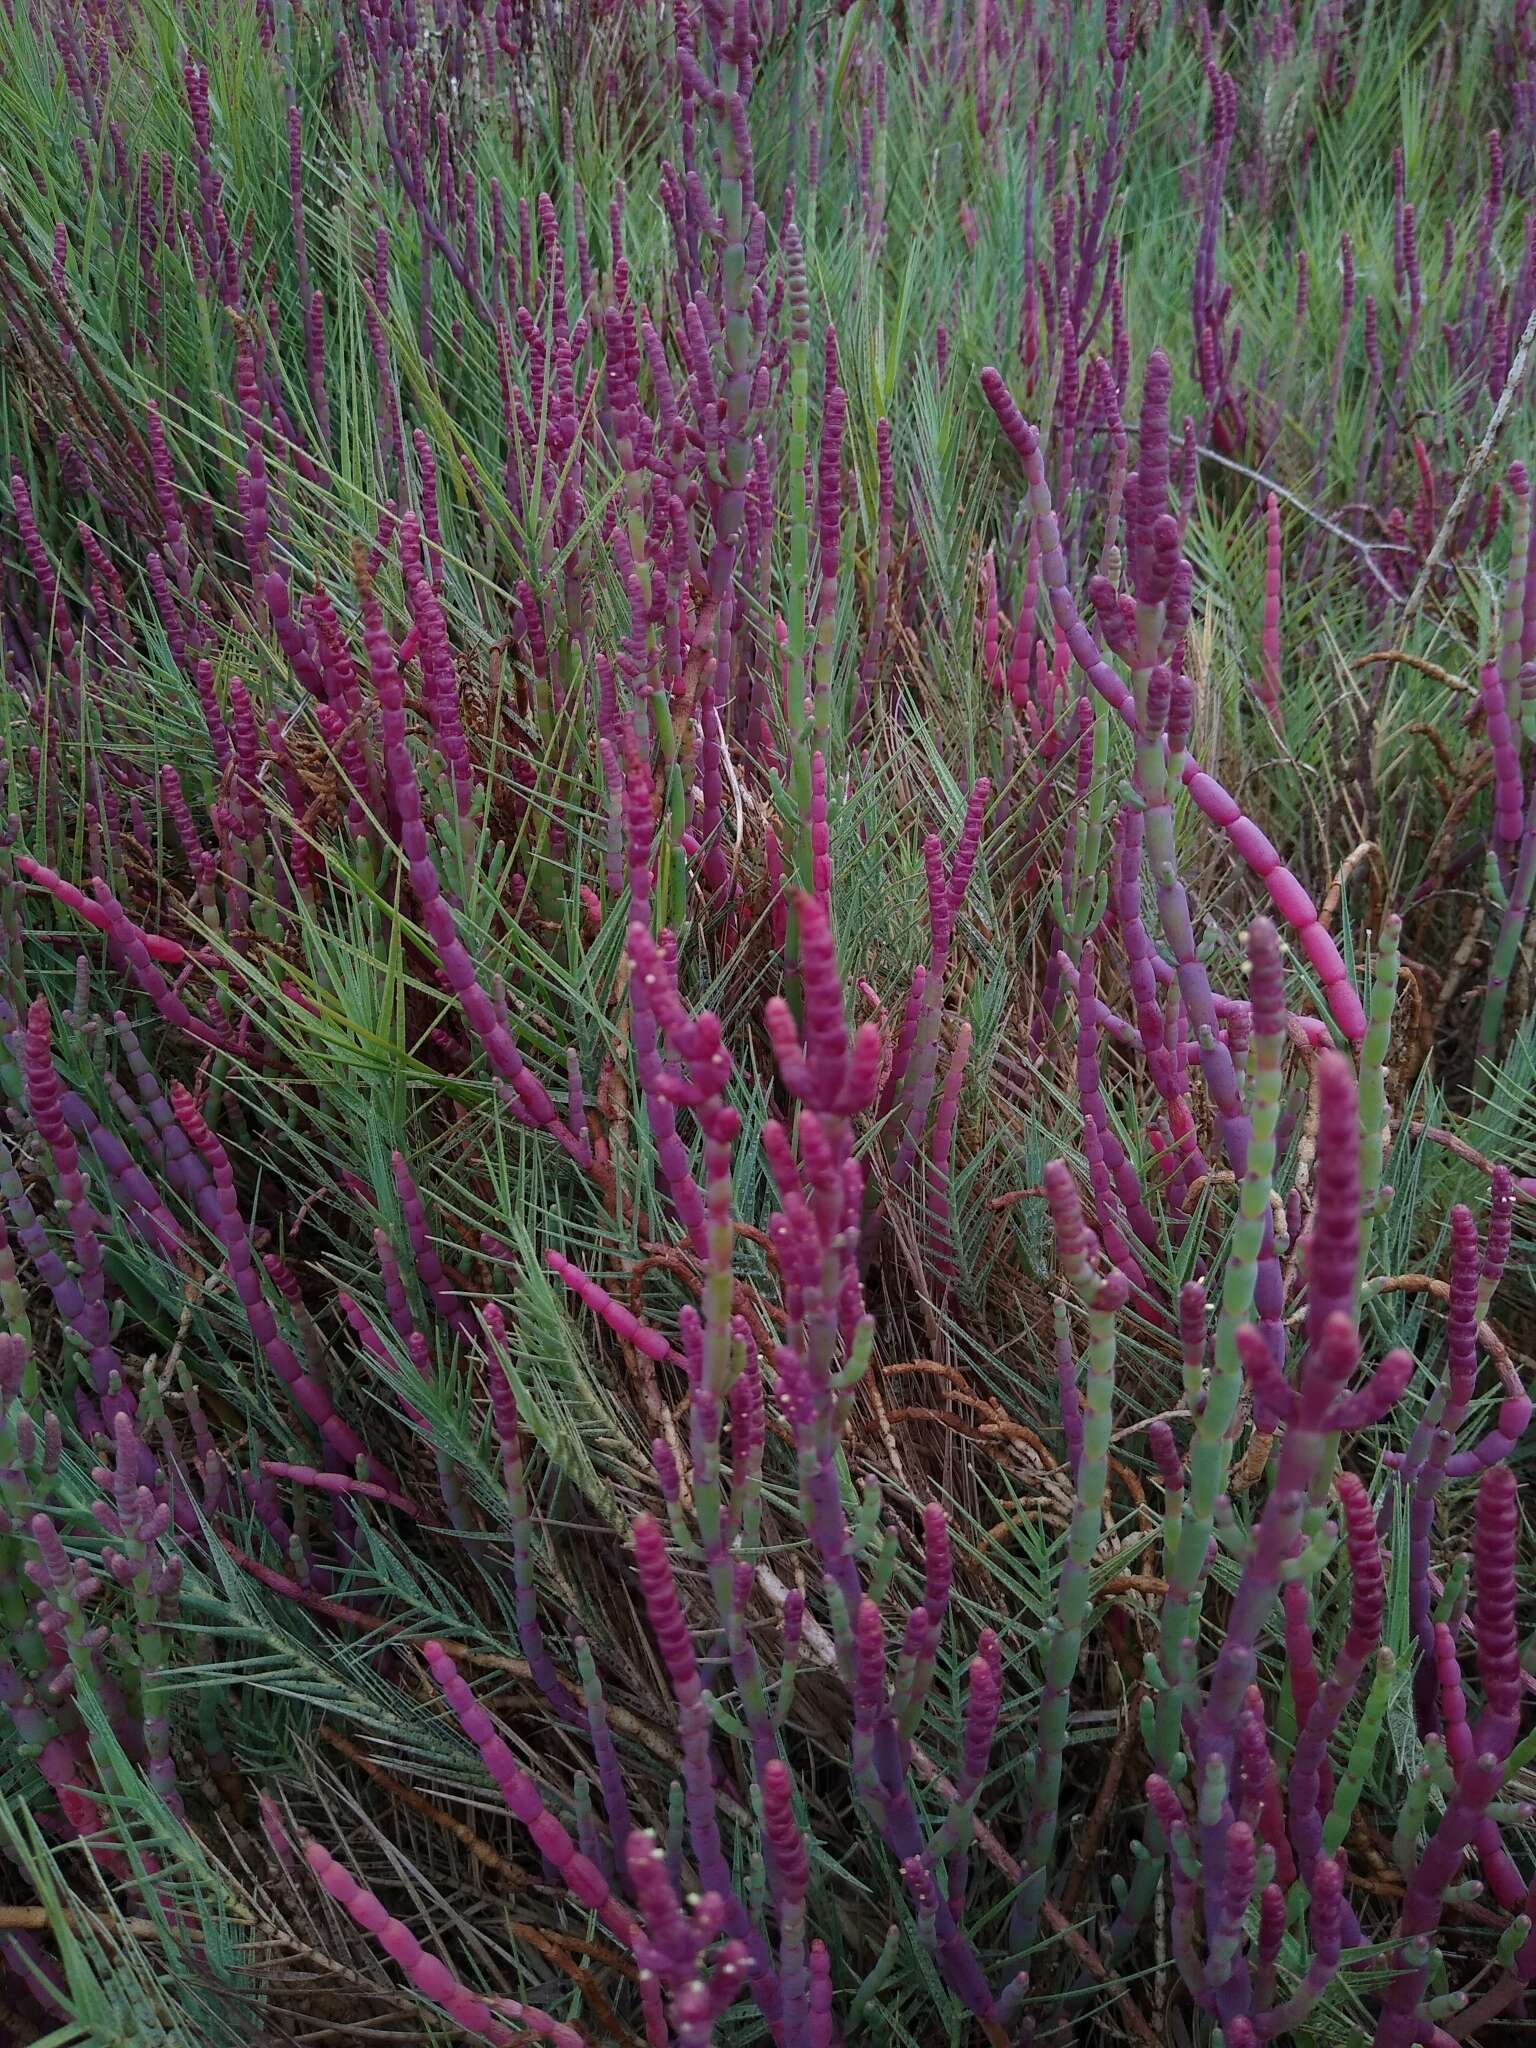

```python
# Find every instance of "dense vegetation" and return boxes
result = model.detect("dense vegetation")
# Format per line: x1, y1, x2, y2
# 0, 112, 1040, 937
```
1, 1, 1535, 2041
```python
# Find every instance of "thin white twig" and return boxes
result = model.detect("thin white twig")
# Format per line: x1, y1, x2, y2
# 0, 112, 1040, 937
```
716, 710, 746, 875
1195, 444, 1409, 601
1401, 299, 1536, 625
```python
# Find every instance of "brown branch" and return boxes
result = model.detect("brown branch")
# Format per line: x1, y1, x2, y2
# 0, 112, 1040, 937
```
0, 1905, 169, 1939
880, 1358, 980, 1390
1349, 650, 1474, 695
1399, 721, 1459, 793
319, 1729, 534, 1897
907, 1748, 1162, 2047
1317, 840, 1386, 937
1421, 764, 1495, 905
0, 1892, 410, 2000
1195, 445, 1409, 599
1232, 1429, 1276, 1491
1062, 1687, 1147, 1915
980, 1498, 1073, 1544
1285, 1274, 1524, 1394
1403, 1121, 1536, 1199
1340, 1872, 1505, 1928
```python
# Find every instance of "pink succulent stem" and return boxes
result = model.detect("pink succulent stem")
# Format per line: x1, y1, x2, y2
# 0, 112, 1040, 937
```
423, 1640, 638, 1948
306, 1840, 581, 2044
17, 857, 186, 964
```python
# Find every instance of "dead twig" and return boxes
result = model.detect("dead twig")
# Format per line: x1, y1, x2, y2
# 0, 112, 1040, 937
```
319, 1729, 535, 1897
1401, 299, 1536, 624
1350, 650, 1474, 696
0, 1905, 170, 1939
1403, 1120, 1536, 1198
1284, 1275, 1522, 1392
1062, 1686, 1147, 1915
1317, 839, 1386, 936
907, 1749, 1163, 2048
1196, 445, 1410, 600
319, 1732, 641, 2045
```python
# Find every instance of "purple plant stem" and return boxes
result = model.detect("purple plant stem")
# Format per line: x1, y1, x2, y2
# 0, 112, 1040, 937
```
481, 1304, 582, 1725
390, 1150, 474, 1338
1400, 1205, 1481, 1733
980, 365, 1365, 1041
424, 1639, 637, 1949
358, 555, 587, 1167
170, 1084, 386, 1482
1372, 1733, 1505, 2044
21, 998, 135, 1433
307, 1840, 579, 2044
59, 1086, 184, 1261
1481, 647, 1526, 858
1076, 941, 1157, 1254
629, 1514, 782, 2023
925, 1020, 971, 1285
1286, 1471, 1383, 1875
1196, 1309, 1369, 1995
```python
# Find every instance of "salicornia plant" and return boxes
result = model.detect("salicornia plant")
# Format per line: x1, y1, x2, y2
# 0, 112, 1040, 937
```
0, 2, 1533, 2044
